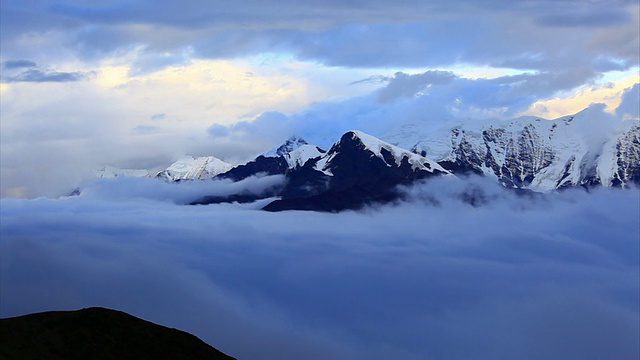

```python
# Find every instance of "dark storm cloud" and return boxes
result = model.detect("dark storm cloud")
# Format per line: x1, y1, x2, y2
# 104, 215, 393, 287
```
2, 68, 96, 83
1, 176, 638, 360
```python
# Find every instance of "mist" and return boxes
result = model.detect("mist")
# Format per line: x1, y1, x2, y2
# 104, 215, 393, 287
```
1, 176, 638, 359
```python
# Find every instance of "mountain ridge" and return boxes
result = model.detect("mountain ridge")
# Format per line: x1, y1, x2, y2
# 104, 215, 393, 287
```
81, 111, 639, 211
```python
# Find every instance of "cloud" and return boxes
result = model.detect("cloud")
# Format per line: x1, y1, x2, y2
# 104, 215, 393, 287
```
0, 58, 331, 198
2, 60, 37, 69
376, 71, 456, 103
1, 1, 637, 74
78, 174, 286, 204
132, 125, 160, 134
2, 68, 96, 83
210, 68, 612, 149
1, 176, 638, 359
616, 83, 640, 119
535, 3, 633, 27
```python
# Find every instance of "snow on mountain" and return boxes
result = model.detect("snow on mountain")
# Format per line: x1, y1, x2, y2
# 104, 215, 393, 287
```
350, 130, 446, 173
315, 130, 448, 176
382, 110, 639, 191
156, 156, 232, 181
216, 137, 325, 181
264, 130, 450, 212
94, 165, 149, 179
284, 144, 326, 169
261, 136, 326, 170
260, 137, 309, 158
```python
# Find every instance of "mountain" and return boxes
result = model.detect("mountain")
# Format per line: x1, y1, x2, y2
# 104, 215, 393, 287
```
94, 165, 149, 179
85, 110, 639, 212
259, 136, 310, 158
0, 307, 235, 360
384, 109, 640, 191
156, 156, 232, 181
262, 130, 450, 212
70, 165, 150, 196
215, 137, 325, 181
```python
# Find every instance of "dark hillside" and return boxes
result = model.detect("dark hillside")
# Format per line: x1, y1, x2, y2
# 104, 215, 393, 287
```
0, 307, 235, 360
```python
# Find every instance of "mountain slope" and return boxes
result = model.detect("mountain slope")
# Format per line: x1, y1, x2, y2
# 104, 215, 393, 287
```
0, 307, 235, 360
385, 110, 639, 190
156, 156, 232, 181
216, 137, 325, 181
263, 130, 450, 211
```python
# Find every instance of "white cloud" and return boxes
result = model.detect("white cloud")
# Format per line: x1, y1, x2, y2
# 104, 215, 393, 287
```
616, 83, 640, 119
0, 58, 379, 198
1, 176, 638, 359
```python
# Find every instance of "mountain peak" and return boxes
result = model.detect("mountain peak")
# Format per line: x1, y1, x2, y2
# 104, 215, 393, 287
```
261, 136, 309, 158
156, 156, 232, 181
327, 130, 448, 174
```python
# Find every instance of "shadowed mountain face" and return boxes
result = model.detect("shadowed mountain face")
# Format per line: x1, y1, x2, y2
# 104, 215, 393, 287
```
263, 131, 448, 212
0, 307, 235, 360
182, 118, 639, 212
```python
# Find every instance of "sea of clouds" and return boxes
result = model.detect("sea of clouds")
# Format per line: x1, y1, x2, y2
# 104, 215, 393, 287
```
1, 175, 638, 359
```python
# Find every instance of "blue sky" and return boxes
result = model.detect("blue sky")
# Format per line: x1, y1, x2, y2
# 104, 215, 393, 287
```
1, 0, 639, 197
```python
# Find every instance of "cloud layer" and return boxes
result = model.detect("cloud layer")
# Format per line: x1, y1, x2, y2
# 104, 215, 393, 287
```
2, 176, 638, 359
2, 1, 638, 72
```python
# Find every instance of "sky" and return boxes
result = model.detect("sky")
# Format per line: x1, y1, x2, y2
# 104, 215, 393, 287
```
0, 0, 639, 198
1, 175, 639, 359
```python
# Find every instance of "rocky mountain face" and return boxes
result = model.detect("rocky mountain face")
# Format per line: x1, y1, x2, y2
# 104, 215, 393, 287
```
87, 110, 639, 211
214, 137, 326, 182
610, 125, 640, 187
390, 112, 640, 191
190, 116, 639, 211
257, 131, 450, 211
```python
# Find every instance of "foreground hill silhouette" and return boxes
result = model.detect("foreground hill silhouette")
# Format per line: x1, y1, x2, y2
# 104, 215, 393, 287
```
0, 307, 235, 360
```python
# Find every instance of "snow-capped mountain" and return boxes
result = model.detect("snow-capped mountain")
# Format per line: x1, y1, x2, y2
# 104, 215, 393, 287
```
156, 156, 232, 181
216, 137, 326, 181
284, 144, 326, 169
217, 113, 637, 211
259, 136, 327, 169
89, 109, 638, 212
260, 137, 310, 158
314, 130, 448, 176
263, 130, 450, 211
383, 109, 639, 191
94, 165, 149, 179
